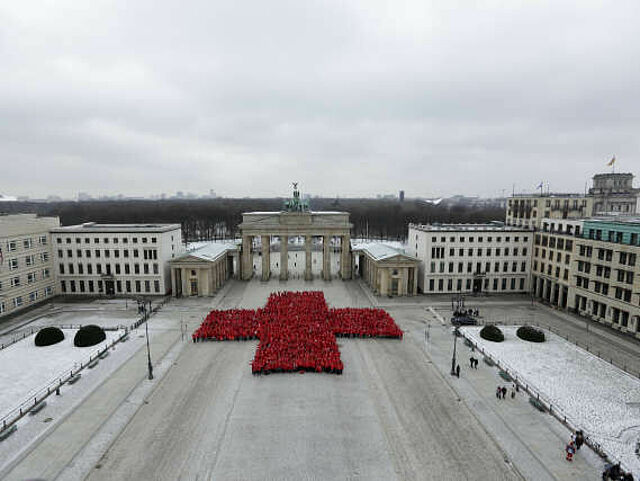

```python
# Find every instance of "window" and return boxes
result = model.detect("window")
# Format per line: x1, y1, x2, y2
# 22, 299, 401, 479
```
97, 264, 102, 274
125, 264, 130, 274
79, 281, 86, 293
42, 268, 50, 278
95, 249, 101, 258
56, 238, 62, 245
135, 264, 140, 274
39, 235, 47, 245
40, 252, 49, 262
78, 264, 84, 274
10, 276, 20, 287
76, 249, 82, 258
27, 272, 36, 283
23, 238, 33, 249
89, 280, 94, 293
68, 263, 74, 274
60, 280, 67, 293
13, 296, 23, 307
151, 237, 157, 243
8, 258, 18, 270
25, 255, 35, 266
67, 249, 73, 257
45, 286, 53, 296
115, 264, 121, 274
136, 280, 141, 292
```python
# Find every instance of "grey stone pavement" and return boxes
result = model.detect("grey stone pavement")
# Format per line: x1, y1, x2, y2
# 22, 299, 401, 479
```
2, 281, 629, 480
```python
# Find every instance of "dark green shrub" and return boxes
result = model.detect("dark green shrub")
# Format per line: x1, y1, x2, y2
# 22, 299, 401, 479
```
34, 327, 65, 346
74, 325, 106, 347
517, 326, 546, 343
480, 325, 504, 342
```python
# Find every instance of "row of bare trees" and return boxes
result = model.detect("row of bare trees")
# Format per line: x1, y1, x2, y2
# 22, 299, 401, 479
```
2, 198, 504, 243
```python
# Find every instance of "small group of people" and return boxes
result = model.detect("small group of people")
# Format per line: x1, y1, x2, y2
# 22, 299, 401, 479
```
453, 308, 479, 318
496, 384, 516, 400
601, 461, 634, 480
468, 356, 479, 369
565, 430, 585, 462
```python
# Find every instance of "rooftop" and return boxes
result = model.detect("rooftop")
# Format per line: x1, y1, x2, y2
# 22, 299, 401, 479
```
51, 222, 181, 233
174, 241, 237, 262
509, 193, 586, 198
351, 241, 417, 261
409, 222, 532, 232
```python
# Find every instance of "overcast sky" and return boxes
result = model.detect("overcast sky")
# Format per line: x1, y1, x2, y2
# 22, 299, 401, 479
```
1, 1, 639, 199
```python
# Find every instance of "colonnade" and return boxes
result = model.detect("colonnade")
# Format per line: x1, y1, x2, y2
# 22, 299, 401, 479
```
532, 275, 568, 309
241, 234, 351, 281
171, 257, 229, 297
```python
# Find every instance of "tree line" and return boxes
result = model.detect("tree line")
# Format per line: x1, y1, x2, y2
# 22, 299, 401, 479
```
2, 198, 504, 243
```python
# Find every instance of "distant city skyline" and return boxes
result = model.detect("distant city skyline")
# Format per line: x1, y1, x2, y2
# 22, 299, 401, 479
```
2, 2, 639, 200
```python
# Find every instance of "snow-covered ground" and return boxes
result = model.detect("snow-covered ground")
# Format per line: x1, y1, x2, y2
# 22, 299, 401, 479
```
0, 330, 122, 420
463, 325, 640, 477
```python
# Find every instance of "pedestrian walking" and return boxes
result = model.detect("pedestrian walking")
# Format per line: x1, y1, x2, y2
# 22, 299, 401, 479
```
565, 441, 575, 462
456, 364, 460, 378
511, 385, 516, 399
501, 386, 507, 399
496, 386, 502, 399
575, 430, 584, 450
470, 356, 474, 368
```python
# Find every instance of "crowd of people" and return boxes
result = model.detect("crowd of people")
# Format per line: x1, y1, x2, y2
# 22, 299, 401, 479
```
252, 291, 343, 375
191, 290, 403, 375
330, 308, 403, 339
192, 309, 259, 341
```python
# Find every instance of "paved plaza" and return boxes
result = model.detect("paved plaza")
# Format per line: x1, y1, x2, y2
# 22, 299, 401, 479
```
2, 281, 637, 480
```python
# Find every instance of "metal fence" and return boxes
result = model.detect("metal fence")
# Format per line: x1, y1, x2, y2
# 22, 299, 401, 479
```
0, 296, 168, 437
461, 329, 631, 474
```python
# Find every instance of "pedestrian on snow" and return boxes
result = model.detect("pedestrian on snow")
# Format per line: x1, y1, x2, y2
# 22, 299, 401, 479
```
575, 430, 584, 450
511, 385, 516, 399
501, 386, 507, 399
565, 441, 575, 462
456, 364, 460, 378
496, 386, 502, 399
470, 357, 474, 368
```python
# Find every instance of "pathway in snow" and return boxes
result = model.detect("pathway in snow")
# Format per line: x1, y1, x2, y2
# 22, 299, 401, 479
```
463, 325, 640, 477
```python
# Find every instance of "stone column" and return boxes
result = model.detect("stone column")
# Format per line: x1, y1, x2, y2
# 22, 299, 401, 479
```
340, 234, 351, 280
242, 235, 252, 280
171, 268, 177, 297
413, 267, 419, 295
261, 235, 270, 281
181, 268, 189, 297
323, 235, 331, 281
280, 235, 288, 281
305, 235, 313, 281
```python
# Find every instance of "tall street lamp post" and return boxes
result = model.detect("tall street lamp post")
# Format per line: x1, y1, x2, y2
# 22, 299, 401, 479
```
138, 299, 154, 380
450, 326, 460, 376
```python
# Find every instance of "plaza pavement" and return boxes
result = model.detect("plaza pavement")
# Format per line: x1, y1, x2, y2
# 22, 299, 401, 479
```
2, 280, 625, 480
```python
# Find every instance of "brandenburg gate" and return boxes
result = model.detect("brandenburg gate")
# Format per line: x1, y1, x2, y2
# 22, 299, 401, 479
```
238, 185, 352, 281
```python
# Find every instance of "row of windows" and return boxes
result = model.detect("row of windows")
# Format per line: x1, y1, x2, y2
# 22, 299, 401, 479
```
59, 262, 159, 276
534, 248, 571, 265
509, 198, 587, 209
0, 269, 51, 289
427, 277, 526, 292
428, 246, 528, 259
575, 295, 634, 328
60, 279, 161, 294
5, 252, 50, 269
535, 235, 574, 251
576, 277, 634, 303
56, 236, 157, 245
533, 261, 569, 281
57, 248, 158, 260
4, 236, 48, 251
425, 235, 529, 244
0, 286, 54, 313
430, 261, 527, 274
585, 229, 639, 246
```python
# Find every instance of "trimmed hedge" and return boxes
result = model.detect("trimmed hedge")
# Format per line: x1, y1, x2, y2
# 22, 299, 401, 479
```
517, 326, 546, 343
480, 325, 504, 342
34, 327, 65, 347
73, 325, 106, 347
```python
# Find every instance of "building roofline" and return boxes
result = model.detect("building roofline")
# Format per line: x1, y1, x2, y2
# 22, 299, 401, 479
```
51, 222, 182, 233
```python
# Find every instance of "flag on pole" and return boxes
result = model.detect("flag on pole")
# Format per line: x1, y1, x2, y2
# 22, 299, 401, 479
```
536, 181, 543, 189
607, 155, 616, 167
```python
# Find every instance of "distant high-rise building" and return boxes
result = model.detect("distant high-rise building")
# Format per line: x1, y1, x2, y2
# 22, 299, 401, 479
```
399, 190, 405, 202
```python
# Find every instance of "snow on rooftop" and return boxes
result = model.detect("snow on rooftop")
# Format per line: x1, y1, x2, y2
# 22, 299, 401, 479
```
351, 241, 415, 261
177, 241, 237, 262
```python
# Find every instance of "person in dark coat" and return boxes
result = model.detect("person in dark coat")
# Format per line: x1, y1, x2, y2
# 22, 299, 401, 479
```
501, 386, 507, 399
456, 364, 460, 378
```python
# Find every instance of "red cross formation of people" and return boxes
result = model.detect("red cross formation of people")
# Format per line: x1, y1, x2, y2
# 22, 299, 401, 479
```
192, 291, 403, 375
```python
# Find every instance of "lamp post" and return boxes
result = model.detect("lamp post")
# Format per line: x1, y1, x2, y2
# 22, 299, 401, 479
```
450, 326, 460, 375
138, 299, 154, 380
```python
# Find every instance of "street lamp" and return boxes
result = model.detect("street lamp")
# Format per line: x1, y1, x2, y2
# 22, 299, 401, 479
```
137, 299, 154, 380
450, 326, 460, 376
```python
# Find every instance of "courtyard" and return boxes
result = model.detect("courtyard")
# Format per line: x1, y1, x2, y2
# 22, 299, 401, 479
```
1, 280, 637, 480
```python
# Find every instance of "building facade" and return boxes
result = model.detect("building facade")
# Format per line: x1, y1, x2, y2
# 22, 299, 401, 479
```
571, 218, 640, 336
0, 214, 60, 318
589, 173, 639, 215
51, 223, 182, 297
506, 194, 592, 229
530, 219, 583, 309
352, 242, 419, 296
408, 223, 533, 295
170, 242, 237, 297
